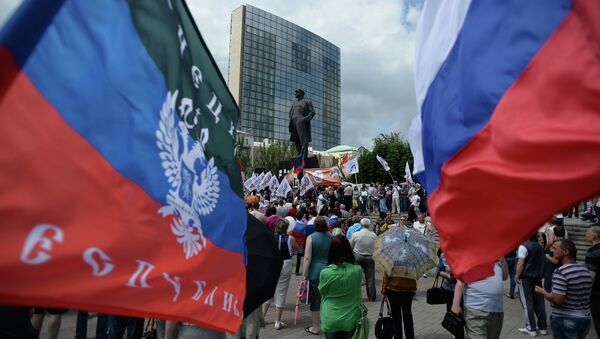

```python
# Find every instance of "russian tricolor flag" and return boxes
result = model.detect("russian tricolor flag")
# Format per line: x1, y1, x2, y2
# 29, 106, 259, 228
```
0, 0, 247, 333
410, 0, 600, 282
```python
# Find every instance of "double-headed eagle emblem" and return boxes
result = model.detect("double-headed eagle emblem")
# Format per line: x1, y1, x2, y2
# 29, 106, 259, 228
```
156, 92, 220, 259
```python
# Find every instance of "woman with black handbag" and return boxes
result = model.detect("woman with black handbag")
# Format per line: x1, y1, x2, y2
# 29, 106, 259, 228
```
381, 272, 416, 339
437, 252, 464, 339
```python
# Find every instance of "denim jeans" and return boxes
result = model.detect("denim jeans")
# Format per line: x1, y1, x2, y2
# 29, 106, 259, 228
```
324, 330, 354, 339
370, 198, 378, 212
505, 257, 516, 298
400, 196, 408, 212
379, 199, 387, 213
543, 259, 555, 292
177, 324, 225, 339
551, 315, 590, 339
359, 199, 367, 215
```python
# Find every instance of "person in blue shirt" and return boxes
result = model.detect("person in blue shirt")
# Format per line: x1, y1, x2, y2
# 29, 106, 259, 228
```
346, 217, 366, 240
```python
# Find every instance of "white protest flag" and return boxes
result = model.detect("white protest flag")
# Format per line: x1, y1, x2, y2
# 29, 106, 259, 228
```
343, 158, 359, 175
376, 155, 391, 171
244, 173, 257, 191
276, 177, 292, 197
404, 162, 413, 183
268, 176, 279, 192
299, 175, 315, 196
259, 171, 272, 190
253, 172, 265, 188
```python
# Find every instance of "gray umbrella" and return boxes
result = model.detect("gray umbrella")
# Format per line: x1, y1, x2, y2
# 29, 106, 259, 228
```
374, 227, 437, 279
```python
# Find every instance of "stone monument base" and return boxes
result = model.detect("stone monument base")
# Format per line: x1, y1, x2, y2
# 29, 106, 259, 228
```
276, 155, 319, 178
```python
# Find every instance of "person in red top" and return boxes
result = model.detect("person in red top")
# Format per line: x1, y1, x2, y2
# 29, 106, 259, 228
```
288, 203, 297, 219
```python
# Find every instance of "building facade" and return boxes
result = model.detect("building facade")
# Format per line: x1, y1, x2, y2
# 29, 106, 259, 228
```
228, 5, 341, 151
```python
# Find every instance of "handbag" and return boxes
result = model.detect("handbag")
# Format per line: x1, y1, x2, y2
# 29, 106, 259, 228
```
142, 319, 157, 339
353, 304, 369, 339
374, 299, 394, 339
426, 273, 447, 305
442, 311, 464, 337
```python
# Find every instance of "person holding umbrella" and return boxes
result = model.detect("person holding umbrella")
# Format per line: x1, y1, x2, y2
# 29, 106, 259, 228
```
374, 226, 438, 339
381, 271, 417, 339
303, 217, 332, 335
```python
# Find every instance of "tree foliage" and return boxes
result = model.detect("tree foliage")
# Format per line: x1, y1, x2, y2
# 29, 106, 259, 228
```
357, 132, 413, 184
253, 141, 297, 174
236, 136, 252, 177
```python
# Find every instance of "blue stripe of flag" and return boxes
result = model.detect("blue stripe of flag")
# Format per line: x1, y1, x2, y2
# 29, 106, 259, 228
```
0, 0, 246, 254
420, 0, 571, 194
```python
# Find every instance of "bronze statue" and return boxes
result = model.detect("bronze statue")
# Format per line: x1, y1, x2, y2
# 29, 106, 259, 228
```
288, 89, 315, 157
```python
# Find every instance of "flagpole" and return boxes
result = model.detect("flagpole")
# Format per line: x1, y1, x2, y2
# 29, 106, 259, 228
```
387, 170, 395, 183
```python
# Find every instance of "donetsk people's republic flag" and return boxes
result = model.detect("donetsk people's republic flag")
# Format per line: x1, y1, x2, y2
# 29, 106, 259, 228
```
0, 0, 247, 333
410, 0, 600, 282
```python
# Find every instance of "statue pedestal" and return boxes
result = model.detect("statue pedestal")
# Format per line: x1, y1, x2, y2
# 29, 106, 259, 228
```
289, 155, 319, 169
276, 155, 319, 178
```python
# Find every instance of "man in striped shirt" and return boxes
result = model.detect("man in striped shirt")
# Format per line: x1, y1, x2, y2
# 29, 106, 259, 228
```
535, 239, 593, 339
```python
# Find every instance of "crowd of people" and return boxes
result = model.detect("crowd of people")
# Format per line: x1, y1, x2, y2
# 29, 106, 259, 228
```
1, 181, 599, 339
246, 180, 433, 339
243, 183, 600, 339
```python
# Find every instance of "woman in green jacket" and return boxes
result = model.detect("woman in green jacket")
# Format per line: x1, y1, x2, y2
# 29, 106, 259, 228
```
319, 234, 363, 339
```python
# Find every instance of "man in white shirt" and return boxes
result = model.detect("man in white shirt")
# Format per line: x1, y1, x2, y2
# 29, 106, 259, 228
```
412, 213, 430, 278
249, 202, 264, 222
516, 234, 548, 336
412, 213, 427, 235
368, 184, 377, 214
350, 218, 377, 301
343, 184, 353, 210
410, 193, 421, 210
275, 200, 288, 218
452, 259, 508, 339
408, 193, 421, 224
391, 183, 400, 215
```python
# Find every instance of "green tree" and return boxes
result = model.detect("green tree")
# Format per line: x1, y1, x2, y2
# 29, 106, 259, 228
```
253, 141, 297, 173
357, 132, 413, 184
236, 135, 252, 178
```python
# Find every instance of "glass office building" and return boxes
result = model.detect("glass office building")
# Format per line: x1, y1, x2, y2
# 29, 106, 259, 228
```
228, 5, 341, 151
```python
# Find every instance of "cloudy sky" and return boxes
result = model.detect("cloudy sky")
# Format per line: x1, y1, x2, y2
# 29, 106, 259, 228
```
0, 0, 423, 148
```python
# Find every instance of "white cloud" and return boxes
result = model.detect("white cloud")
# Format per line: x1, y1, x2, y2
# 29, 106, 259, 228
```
0, 0, 423, 149
188, 0, 422, 149
0, 0, 19, 26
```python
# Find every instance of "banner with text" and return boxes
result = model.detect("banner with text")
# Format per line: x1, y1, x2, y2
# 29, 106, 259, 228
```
0, 0, 246, 333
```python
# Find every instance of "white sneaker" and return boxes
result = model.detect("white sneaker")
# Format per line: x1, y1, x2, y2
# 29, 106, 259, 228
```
518, 328, 538, 337
274, 321, 285, 330
539, 329, 548, 336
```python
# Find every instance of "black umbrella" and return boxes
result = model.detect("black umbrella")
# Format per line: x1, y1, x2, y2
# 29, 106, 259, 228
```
243, 214, 282, 317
